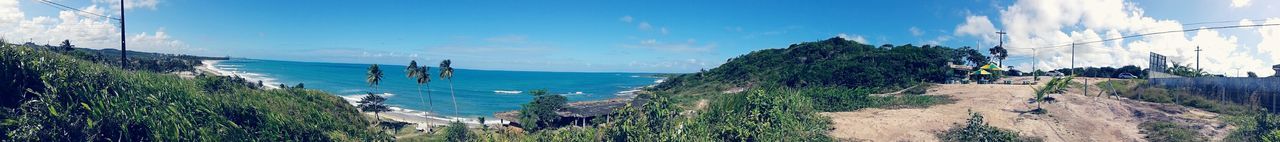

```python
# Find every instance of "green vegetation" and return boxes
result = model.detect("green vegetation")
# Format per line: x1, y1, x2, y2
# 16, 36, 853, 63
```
1031, 76, 1074, 114
938, 112, 1040, 142
796, 86, 952, 112
0, 43, 386, 140
407, 60, 436, 129
1096, 79, 1275, 141
1139, 121, 1207, 142
652, 37, 959, 112
358, 93, 391, 124
654, 37, 977, 95
518, 89, 567, 132
440, 59, 458, 116
23, 40, 227, 73
443, 121, 472, 141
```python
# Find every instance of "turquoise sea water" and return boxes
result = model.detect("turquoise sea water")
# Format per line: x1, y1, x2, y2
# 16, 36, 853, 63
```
209, 58, 660, 119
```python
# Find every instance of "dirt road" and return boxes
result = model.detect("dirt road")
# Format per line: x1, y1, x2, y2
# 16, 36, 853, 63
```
822, 77, 1232, 142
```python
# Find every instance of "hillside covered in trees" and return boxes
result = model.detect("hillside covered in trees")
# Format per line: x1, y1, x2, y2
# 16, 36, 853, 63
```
654, 37, 984, 94
0, 43, 387, 141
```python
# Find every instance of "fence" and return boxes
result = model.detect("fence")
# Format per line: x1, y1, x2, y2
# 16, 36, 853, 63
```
1149, 77, 1280, 112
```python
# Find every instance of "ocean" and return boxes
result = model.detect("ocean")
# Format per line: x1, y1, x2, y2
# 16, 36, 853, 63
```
205, 58, 661, 121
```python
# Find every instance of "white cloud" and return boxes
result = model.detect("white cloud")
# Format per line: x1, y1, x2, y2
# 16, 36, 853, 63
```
1232, 0, 1252, 8
638, 22, 652, 30
485, 35, 528, 43
618, 15, 633, 23
909, 27, 924, 36
961, 0, 1277, 76
660, 27, 669, 35
92, 0, 159, 10
955, 15, 998, 45
836, 33, 868, 43
623, 39, 716, 53
1240, 19, 1256, 29
0, 0, 191, 54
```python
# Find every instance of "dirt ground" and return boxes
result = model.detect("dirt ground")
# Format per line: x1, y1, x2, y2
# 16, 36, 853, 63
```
822, 77, 1233, 142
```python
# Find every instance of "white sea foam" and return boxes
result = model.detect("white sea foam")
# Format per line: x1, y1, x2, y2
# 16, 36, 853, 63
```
202, 60, 281, 89
340, 92, 505, 130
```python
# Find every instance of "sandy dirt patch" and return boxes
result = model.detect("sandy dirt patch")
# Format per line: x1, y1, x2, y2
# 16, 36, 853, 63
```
823, 77, 1231, 142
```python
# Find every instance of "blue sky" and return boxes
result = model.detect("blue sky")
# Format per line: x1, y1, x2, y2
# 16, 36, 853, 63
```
5, 0, 1279, 74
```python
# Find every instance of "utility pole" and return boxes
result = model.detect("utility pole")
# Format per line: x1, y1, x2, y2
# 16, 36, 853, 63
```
997, 31, 1006, 66
120, 0, 126, 69
1033, 47, 1039, 81
1195, 46, 1201, 72
1071, 42, 1076, 76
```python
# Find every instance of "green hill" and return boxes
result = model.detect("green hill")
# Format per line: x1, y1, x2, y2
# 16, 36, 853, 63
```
655, 37, 976, 95
0, 44, 387, 141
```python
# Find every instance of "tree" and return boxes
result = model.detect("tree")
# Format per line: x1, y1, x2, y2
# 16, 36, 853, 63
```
404, 60, 435, 129
294, 83, 304, 89
358, 92, 391, 124
439, 60, 458, 116
477, 117, 487, 131
443, 121, 470, 141
1166, 62, 1206, 77
59, 39, 73, 51
960, 47, 990, 67
989, 45, 1007, 66
518, 89, 565, 132
367, 64, 384, 91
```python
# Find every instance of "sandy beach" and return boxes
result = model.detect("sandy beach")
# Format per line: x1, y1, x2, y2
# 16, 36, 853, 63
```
197, 60, 281, 89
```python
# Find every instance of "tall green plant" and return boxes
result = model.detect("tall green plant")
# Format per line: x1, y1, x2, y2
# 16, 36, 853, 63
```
358, 93, 391, 124
1031, 76, 1073, 114
439, 59, 458, 116
366, 64, 383, 92
414, 66, 434, 129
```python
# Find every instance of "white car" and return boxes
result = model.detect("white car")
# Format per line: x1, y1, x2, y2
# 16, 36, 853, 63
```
1046, 71, 1065, 77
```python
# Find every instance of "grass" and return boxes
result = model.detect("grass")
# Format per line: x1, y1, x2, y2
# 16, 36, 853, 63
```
937, 112, 1041, 142
1140, 121, 1208, 142
1096, 79, 1269, 142
0, 44, 388, 141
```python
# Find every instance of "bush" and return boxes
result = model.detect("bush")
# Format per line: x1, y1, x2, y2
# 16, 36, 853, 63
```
1139, 121, 1206, 142
0, 44, 387, 141
443, 121, 471, 141
518, 89, 566, 132
938, 112, 1040, 142
686, 88, 833, 141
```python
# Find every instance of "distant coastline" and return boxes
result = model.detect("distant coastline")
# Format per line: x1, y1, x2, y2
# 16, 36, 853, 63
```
198, 60, 281, 89
196, 58, 669, 130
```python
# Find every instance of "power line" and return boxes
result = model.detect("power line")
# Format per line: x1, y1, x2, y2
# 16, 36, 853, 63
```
31, 0, 120, 21
1006, 23, 1280, 50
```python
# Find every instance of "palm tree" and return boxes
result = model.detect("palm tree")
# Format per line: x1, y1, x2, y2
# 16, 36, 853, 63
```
358, 92, 390, 124
414, 66, 435, 129
439, 59, 458, 116
367, 64, 384, 92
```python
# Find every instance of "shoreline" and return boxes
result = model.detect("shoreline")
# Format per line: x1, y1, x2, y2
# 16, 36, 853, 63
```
199, 59, 667, 130
198, 60, 281, 89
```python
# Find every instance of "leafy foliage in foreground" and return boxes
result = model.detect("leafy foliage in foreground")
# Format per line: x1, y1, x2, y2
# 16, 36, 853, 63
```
938, 112, 1040, 142
0, 44, 387, 141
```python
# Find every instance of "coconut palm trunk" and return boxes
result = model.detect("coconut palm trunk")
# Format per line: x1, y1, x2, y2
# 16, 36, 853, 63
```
449, 79, 457, 116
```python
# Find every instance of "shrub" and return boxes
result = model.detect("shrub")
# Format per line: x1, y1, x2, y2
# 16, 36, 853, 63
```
938, 112, 1040, 142
443, 121, 471, 141
687, 88, 833, 141
518, 89, 566, 132
1139, 121, 1206, 142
